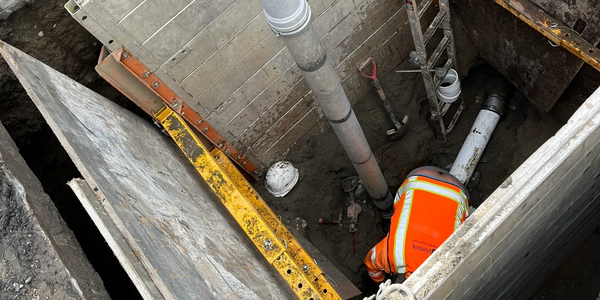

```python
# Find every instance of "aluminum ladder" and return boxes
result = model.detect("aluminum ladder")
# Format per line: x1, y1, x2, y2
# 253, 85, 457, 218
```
400, 0, 463, 137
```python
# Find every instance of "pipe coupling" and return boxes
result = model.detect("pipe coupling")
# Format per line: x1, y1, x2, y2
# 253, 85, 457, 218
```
262, 0, 311, 36
481, 93, 505, 116
373, 190, 395, 219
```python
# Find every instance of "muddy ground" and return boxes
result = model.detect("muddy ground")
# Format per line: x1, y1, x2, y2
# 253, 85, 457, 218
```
0, 1, 599, 299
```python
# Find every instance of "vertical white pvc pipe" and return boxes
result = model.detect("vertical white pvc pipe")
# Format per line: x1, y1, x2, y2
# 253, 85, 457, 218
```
450, 94, 505, 185
258, 0, 395, 217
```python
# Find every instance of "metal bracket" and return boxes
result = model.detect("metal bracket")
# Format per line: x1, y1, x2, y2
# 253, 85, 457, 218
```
109, 46, 261, 179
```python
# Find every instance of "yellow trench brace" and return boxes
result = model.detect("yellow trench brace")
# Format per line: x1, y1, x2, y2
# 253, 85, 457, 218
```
154, 106, 341, 300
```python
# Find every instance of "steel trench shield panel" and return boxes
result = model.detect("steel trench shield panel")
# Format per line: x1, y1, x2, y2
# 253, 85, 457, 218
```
0, 40, 294, 299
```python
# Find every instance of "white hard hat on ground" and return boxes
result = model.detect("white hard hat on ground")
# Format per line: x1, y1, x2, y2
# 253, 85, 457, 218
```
265, 161, 299, 197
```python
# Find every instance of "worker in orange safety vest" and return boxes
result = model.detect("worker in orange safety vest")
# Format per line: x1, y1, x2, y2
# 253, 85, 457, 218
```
364, 166, 470, 283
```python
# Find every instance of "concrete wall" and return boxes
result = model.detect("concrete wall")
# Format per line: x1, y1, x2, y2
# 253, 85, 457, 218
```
66, 0, 416, 166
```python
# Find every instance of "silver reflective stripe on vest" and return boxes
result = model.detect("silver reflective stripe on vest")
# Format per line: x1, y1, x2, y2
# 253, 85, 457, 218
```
393, 189, 414, 274
371, 245, 377, 262
392, 176, 469, 273
395, 177, 469, 216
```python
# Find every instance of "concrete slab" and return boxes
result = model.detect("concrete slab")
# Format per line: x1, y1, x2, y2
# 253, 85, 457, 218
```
0, 40, 295, 299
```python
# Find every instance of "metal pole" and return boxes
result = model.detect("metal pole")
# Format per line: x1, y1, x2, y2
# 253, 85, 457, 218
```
257, 0, 394, 218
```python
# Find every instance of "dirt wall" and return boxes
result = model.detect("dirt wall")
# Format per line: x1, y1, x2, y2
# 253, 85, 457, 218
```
0, 121, 110, 300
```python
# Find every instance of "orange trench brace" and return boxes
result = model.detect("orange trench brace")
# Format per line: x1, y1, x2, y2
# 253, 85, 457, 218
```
97, 46, 260, 180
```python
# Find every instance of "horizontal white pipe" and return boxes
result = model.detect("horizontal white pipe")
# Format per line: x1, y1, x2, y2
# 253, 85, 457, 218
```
450, 109, 501, 185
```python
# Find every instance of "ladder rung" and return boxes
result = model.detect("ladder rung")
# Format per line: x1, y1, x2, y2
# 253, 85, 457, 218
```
417, 0, 435, 19
423, 9, 447, 45
428, 34, 451, 69
433, 59, 454, 90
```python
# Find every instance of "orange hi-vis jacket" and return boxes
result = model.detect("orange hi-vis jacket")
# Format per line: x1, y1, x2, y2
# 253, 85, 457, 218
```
364, 174, 469, 282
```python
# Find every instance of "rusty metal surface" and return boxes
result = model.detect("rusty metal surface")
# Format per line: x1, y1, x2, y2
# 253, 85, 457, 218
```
453, 0, 600, 111
96, 47, 164, 116
97, 46, 260, 179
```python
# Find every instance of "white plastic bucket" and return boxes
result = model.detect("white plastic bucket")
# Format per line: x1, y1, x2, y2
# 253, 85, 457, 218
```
436, 68, 461, 103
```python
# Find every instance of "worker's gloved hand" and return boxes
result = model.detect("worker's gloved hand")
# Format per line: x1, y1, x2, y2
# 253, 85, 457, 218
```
392, 273, 406, 284
382, 218, 391, 234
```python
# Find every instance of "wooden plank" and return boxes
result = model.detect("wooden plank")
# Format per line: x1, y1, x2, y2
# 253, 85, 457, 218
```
259, 106, 323, 164
92, 0, 144, 23
313, 0, 358, 38
163, 0, 263, 82
219, 61, 304, 139
196, 34, 285, 116
68, 179, 163, 300
0, 40, 295, 300
321, 0, 389, 52
206, 48, 296, 127
398, 87, 600, 300
118, 0, 193, 44
142, 0, 236, 65
251, 93, 319, 156
235, 79, 311, 150
329, 5, 407, 76
180, 15, 271, 103
321, 0, 338, 10
309, 0, 328, 20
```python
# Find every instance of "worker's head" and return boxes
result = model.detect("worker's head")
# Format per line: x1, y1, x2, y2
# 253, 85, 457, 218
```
408, 166, 466, 190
